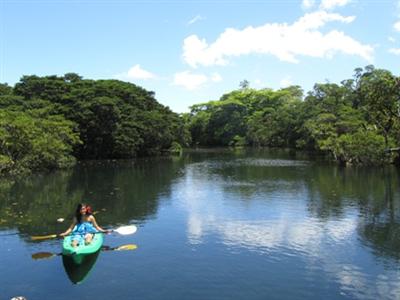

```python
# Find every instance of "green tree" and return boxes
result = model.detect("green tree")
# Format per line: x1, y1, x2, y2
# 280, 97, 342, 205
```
0, 110, 80, 174
356, 66, 400, 147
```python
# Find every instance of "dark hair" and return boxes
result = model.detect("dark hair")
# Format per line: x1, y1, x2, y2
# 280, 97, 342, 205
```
75, 203, 89, 223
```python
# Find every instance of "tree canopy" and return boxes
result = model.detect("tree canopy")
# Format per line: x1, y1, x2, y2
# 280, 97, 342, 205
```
0, 74, 189, 175
1, 66, 398, 176
185, 66, 400, 165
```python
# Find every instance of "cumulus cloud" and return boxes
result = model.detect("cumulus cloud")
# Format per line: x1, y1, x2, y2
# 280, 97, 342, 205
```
182, 11, 373, 68
394, 2, 400, 34
173, 71, 208, 90
394, 21, 400, 32
389, 48, 400, 55
320, 0, 352, 11
211, 72, 222, 82
280, 77, 293, 87
173, 71, 223, 90
302, 0, 316, 10
117, 64, 156, 80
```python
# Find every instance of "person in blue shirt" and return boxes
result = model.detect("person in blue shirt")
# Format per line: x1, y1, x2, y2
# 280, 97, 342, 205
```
60, 203, 109, 247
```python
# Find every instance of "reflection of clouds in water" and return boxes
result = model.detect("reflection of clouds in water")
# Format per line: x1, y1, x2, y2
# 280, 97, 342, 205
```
180, 164, 357, 253
180, 166, 220, 244
375, 273, 400, 300
189, 215, 399, 299
208, 218, 356, 255
188, 214, 216, 245
319, 262, 400, 300
335, 265, 369, 299
188, 215, 203, 244
286, 220, 323, 253
185, 209, 392, 298
217, 221, 286, 251
186, 214, 357, 256
176, 162, 399, 299
327, 218, 357, 242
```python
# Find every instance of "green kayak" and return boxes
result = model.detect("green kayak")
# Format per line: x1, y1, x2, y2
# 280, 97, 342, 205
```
62, 233, 103, 259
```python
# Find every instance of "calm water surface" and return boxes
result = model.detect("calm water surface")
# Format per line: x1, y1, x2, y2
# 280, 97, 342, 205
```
1, 149, 400, 300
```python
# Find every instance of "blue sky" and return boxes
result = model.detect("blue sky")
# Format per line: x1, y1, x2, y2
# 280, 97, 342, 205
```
1, 0, 400, 112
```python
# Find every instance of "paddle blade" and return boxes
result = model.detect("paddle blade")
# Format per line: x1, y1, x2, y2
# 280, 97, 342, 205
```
31, 234, 58, 241
32, 252, 57, 260
113, 225, 137, 235
115, 244, 137, 251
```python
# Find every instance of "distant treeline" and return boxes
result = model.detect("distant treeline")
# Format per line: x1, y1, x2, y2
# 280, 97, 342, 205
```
1, 65, 399, 176
183, 65, 400, 166
0, 73, 190, 175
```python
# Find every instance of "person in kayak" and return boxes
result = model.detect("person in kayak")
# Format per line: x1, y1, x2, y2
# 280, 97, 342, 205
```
60, 203, 109, 247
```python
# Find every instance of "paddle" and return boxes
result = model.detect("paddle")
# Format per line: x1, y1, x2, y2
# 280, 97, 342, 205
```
31, 225, 137, 241
0, 232, 22, 237
102, 244, 137, 251
31, 244, 138, 260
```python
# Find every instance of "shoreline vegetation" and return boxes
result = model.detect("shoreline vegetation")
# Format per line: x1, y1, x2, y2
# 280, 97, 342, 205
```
0, 65, 399, 176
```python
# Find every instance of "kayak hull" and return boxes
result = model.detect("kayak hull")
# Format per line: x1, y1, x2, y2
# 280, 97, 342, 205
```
62, 233, 103, 263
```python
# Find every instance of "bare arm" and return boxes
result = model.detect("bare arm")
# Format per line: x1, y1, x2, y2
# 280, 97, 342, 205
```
89, 215, 108, 233
60, 219, 77, 236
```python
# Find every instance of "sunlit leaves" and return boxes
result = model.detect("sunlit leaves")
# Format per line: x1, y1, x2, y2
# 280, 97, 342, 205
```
0, 110, 80, 175
185, 66, 399, 165
2, 74, 186, 170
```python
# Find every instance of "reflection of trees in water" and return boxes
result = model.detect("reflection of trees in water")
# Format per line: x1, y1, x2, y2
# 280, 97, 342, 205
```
305, 165, 360, 219
304, 166, 397, 218
359, 223, 400, 261
188, 150, 308, 201
357, 168, 400, 261
0, 170, 83, 235
305, 165, 400, 260
0, 179, 15, 229
67, 157, 184, 225
1, 149, 399, 260
0, 156, 184, 238
185, 151, 400, 261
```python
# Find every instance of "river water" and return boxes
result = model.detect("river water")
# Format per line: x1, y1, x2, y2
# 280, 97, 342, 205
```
0, 149, 399, 300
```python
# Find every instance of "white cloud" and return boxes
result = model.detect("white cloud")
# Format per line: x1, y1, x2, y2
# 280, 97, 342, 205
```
389, 48, 400, 55
320, 0, 352, 11
173, 71, 208, 90
280, 77, 293, 87
295, 10, 355, 29
394, 21, 400, 32
388, 36, 396, 43
302, 0, 316, 10
116, 64, 156, 81
182, 11, 373, 68
188, 15, 205, 25
211, 72, 222, 82
218, 221, 287, 250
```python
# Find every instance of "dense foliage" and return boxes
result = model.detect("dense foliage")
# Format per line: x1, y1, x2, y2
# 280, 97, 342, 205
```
1, 65, 398, 175
0, 74, 189, 175
185, 66, 400, 165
